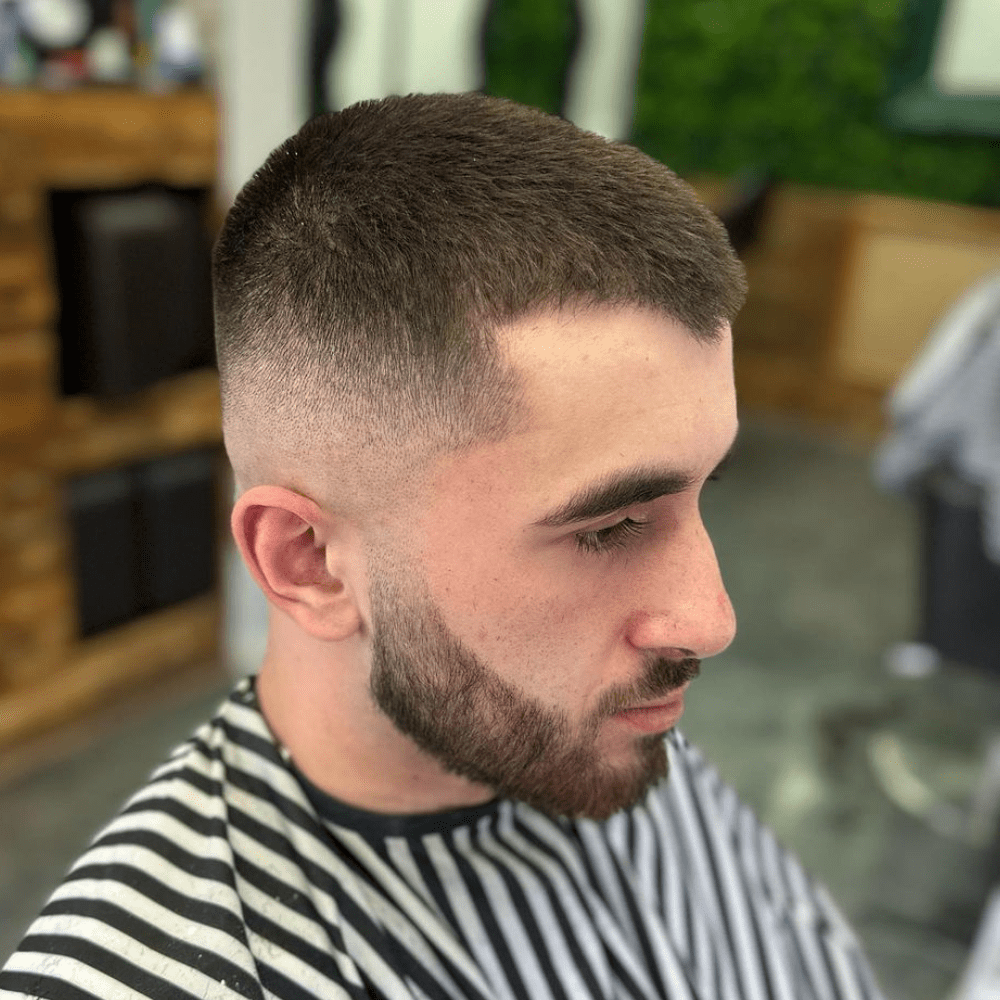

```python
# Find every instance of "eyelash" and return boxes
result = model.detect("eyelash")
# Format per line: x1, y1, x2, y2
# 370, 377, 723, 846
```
571, 472, 725, 556
575, 517, 648, 555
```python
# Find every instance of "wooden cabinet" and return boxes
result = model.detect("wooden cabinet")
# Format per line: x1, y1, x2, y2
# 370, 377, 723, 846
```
829, 195, 1000, 394
0, 88, 222, 748
692, 179, 1000, 437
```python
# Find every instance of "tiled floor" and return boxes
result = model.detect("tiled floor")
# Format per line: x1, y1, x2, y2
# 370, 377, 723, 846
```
3, 414, 1000, 999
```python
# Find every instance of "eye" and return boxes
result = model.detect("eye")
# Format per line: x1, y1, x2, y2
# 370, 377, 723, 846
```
574, 517, 648, 555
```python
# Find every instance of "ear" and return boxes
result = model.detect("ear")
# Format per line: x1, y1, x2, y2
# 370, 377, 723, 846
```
231, 485, 362, 642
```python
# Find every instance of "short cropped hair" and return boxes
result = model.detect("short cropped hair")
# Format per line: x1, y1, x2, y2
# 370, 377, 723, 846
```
213, 92, 746, 499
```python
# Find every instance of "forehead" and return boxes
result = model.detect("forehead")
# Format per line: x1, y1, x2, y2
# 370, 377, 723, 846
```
415, 306, 736, 531
506, 304, 732, 440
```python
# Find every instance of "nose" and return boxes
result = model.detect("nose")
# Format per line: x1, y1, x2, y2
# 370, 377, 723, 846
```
625, 517, 736, 660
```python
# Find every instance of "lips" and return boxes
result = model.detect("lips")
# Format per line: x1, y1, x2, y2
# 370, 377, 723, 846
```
614, 687, 688, 734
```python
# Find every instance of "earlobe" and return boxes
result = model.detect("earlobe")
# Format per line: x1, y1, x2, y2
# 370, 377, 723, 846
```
231, 486, 362, 641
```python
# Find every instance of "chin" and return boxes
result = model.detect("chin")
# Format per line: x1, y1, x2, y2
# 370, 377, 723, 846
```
491, 732, 671, 822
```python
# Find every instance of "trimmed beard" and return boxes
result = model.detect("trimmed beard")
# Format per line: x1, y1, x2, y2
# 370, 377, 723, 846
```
367, 564, 699, 820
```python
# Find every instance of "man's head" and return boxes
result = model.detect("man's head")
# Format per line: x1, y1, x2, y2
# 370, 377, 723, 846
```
215, 93, 746, 819
213, 91, 745, 507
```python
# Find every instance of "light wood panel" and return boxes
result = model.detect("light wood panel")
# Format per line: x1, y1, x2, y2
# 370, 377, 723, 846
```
691, 180, 1000, 437
831, 197, 1000, 390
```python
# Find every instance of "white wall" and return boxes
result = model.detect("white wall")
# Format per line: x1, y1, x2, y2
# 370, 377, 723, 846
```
217, 0, 310, 201
216, 0, 312, 674
330, 0, 485, 108
934, 0, 1000, 95
565, 0, 645, 140
331, 0, 645, 138
217, 0, 646, 195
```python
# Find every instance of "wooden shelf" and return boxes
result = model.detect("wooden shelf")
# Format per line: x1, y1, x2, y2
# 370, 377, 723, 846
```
0, 87, 218, 189
49, 368, 221, 476
0, 88, 222, 748
0, 594, 220, 747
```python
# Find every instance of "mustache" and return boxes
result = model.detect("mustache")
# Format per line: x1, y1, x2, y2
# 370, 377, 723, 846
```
596, 657, 701, 718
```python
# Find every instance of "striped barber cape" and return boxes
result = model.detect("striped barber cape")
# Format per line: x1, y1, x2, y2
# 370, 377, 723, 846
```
1, 679, 883, 1000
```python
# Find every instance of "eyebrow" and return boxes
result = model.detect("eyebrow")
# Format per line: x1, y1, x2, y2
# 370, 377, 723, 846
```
535, 443, 737, 529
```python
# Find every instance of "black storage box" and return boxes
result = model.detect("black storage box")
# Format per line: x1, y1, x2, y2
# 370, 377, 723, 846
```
65, 467, 143, 636
920, 469, 1000, 673
51, 185, 215, 398
66, 448, 219, 636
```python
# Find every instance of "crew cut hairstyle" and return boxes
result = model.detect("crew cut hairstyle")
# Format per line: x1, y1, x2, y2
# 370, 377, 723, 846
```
213, 92, 747, 487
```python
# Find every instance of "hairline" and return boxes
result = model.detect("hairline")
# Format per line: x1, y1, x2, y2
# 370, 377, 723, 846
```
223, 299, 728, 513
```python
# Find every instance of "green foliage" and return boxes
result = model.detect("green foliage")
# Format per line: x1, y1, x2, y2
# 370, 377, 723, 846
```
482, 0, 580, 115
479, 0, 1000, 204
632, 0, 1000, 206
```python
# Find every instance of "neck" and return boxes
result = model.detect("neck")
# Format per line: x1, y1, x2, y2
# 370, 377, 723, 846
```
254, 624, 495, 815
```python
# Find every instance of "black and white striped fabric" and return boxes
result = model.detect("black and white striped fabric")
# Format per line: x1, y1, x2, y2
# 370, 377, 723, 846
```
1, 679, 883, 1000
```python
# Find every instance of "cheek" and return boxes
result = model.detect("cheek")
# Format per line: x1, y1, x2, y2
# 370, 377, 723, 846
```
425, 535, 625, 672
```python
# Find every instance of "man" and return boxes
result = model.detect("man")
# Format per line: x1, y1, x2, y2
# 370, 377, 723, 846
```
1, 93, 882, 999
